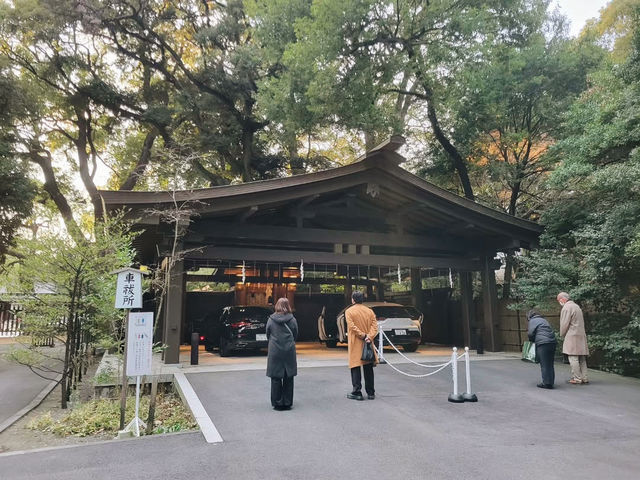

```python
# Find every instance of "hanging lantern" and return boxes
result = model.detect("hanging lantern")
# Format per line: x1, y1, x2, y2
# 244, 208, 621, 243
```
300, 259, 304, 282
242, 260, 246, 284
397, 264, 401, 284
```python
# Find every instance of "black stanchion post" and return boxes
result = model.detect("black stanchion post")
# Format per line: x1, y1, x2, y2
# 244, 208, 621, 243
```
191, 332, 199, 365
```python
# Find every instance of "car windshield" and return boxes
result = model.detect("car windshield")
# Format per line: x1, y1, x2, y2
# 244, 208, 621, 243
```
403, 307, 422, 320
229, 307, 271, 323
371, 306, 413, 319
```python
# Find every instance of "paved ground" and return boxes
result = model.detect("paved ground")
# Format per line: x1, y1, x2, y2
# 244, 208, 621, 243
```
0, 344, 58, 430
0, 358, 638, 479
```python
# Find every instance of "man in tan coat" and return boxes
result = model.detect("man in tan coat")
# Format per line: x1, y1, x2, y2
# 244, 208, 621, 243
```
558, 292, 590, 384
346, 291, 379, 400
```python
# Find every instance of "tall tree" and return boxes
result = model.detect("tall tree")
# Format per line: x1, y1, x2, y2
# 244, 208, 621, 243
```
265, 0, 553, 199
515, 6, 640, 375
85, 0, 302, 182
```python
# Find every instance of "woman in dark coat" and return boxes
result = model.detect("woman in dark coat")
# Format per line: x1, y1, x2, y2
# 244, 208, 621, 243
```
266, 298, 298, 410
527, 310, 557, 389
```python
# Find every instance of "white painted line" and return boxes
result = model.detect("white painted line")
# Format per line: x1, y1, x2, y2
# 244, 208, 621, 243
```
0, 374, 62, 434
173, 372, 223, 444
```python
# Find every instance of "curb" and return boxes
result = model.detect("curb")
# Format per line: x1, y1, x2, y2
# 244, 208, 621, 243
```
0, 374, 62, 434
173, 372, 223, 444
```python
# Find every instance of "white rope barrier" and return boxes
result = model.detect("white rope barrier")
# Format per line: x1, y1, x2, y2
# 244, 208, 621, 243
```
374, 333, 478, 403
380, 331, 452, 368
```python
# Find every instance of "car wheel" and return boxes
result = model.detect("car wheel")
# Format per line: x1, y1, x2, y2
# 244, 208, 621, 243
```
219, 337, 231, 357
204, 344, 214, 352
326, 339, 338, 348
403, 343, 419, 353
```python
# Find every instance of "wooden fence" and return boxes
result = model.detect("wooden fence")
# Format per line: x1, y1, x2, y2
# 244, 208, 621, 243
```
495, 299, 561, 352
0, 301, 66, 346
0, 302, 23, 337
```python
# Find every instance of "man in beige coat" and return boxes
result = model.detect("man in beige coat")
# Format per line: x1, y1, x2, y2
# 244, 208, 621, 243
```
558, 292, 590, 384
345, 291, 379, 400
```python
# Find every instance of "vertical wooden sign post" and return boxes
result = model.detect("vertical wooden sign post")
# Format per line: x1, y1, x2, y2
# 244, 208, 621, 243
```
112, 267, 148, 434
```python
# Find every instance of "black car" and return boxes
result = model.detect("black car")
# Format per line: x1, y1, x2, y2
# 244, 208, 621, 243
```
200, 305, 272, 356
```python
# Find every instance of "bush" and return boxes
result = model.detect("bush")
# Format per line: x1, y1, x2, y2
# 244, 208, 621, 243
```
587, 313, 640, 377
28, 393, 198, 437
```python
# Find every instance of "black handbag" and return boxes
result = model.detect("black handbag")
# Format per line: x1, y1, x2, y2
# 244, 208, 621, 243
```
361, 341, 375, 362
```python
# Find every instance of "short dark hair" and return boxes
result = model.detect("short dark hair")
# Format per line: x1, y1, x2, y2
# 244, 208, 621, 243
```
527, 309, 540, 320
352, 291, 364, 304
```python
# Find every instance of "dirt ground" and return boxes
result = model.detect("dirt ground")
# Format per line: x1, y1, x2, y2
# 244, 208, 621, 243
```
0, 359, 114, 454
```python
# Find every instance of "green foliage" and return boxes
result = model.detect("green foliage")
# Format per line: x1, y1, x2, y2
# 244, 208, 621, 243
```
0, 216, 137, 405
12, 219, 135, 346
0, 72, 37, 262
587, 313, 640, 376
515, 7, 640, 375
27, 393, 197, 437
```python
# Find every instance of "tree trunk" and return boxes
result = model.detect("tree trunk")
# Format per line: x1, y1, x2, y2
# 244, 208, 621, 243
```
241, 125, 253, 182
503, 181, 522, 299
74, 108, 104, 221
405, 45, 474, 200
120, 129, 157, 190
422, 85, 475, 200
29, 152, 85, 244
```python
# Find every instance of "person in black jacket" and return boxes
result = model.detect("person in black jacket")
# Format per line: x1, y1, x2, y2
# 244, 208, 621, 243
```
266, 298, 298, 410
527, 310, 557, 389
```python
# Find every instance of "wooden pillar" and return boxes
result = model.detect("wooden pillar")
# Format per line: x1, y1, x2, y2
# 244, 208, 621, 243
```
481, 255, 499, 352
163, 254, 185, 364
344, 278, 352, 305
410, 268, 423, 312
376, 281, 385, 301
459, 271, 473, 349
366, 283, 374, 300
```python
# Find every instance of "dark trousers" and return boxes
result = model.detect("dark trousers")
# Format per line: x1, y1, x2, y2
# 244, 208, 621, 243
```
536, 342, 556, 386
350, 363, 375, 396
271, 376, 294, 407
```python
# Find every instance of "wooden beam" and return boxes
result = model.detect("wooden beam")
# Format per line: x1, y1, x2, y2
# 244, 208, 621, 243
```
189, 221, 470, 252
186, 274, 377, 285
183, 245, 488, 270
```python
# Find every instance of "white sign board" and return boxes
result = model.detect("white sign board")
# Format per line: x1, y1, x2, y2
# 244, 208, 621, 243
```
115, 270, 143, 309
126, 312, 153, 376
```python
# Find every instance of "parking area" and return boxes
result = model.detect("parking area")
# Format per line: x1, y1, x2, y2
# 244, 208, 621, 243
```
2, 357, 639, 479
183, 357, 640, 479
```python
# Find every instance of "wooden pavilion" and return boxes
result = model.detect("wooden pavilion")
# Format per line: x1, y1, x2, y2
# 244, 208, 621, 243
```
99, 136, 542, 363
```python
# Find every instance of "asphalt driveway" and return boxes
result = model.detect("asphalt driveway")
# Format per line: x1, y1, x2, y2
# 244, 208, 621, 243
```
1, 359, 638, 479
0, 344, 58, 431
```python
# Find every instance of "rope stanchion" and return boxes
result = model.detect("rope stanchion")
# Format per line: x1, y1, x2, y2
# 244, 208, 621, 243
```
377, 328, 386, 364
448, 347, 464, 403
462, 347, 478, 402
374, 333, 477, 404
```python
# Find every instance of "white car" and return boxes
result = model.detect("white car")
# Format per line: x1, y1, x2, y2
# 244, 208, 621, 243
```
318, 302, 423, 352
